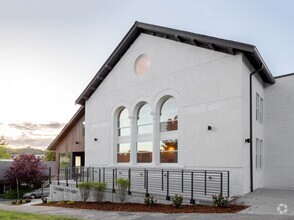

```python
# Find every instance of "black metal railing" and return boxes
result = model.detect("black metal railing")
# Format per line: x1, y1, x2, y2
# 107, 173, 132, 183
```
51, 166, 229, 203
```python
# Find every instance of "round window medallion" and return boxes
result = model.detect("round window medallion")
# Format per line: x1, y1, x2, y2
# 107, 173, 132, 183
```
134, 54, 150, 76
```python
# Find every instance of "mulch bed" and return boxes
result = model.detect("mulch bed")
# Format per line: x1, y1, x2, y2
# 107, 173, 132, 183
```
36, 201, 248, 214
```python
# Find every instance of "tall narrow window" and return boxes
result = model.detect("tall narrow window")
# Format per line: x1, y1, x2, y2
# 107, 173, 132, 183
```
256, 93, 260, 122
137, 104, 153, 163
256, 138, 263, 169
160, 97, 178, 163
256, 93, 263, 124
160, 98, 178, 132
118, 108, 130, 136
137, 104, 152, 134
117, 108, 130, 163
260, 97, 263, 124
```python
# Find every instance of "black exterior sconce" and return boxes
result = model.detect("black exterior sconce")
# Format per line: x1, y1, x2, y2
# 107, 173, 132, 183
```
245, 138, 251, 143
94, 138, 98, 141
208, 126, 212, 130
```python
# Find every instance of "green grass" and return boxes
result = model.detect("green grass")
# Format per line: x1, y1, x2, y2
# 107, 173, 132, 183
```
0, 210, 80, 220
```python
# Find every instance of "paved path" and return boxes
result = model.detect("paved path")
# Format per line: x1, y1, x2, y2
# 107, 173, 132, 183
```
1, 188, 294, 220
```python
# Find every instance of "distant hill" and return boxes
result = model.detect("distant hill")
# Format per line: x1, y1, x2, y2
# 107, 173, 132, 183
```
9, 147, 45, 155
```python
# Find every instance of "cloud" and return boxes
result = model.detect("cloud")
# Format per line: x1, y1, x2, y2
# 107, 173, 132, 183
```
8, 121, 65, 131
3, 121, 66, 149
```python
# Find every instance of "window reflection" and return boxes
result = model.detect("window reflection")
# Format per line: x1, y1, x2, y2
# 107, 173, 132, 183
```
118, 108, 130, 136
117, 143, 130, 163
137, 104, 152, 134
137, 142, 152, 163
160, 98, 178, 132
160, 140, 178, 163
60, 153, 71, 167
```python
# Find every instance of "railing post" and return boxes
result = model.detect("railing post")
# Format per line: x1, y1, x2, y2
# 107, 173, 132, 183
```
166, 171, 170, 200
161, 169, 164, 191
49, 167, 51, 184
80, 167, 82, 182
103, 167, 105, 183
83, 167, 85, 182
220, 172, 223, 195
181, 170, 184, 193
227, 171, 230, 197
65, 167, 68, 186
57, 167, 60, 185
145, 170, 149, 197
75, 167, 78, 187
128, 168, 131, 195
190, 172, 195, 204
112, 169, 115, 193
99, 168, 101, 182
92, 167, 94, 182
87, 167, 89, 182
204, 171, 207, 195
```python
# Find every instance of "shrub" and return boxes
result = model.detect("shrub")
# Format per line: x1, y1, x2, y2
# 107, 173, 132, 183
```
66, 201, 76, 205
212, 194, 229, 207
3, 188, 33, 199
92, 182, 107, 202
144, 195, 155, 207
116, 178, 129, 203
42, 197, 47, 204
57, 201, 65, 204
78, 182, 92, 202
172, 194, 183, 208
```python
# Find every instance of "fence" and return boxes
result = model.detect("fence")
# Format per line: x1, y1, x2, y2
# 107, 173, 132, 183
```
49, 166, 229, 204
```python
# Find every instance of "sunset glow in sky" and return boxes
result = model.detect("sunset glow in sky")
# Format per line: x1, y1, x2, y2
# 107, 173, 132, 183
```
1, 0, 294, 149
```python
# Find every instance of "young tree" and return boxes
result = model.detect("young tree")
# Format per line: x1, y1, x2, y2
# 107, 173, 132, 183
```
5, 154, 47, 188
45, 150, 56, 161
0, 136, 11, 159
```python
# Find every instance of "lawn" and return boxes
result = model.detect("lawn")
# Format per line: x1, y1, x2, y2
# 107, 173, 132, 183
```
0, 210, 80, 220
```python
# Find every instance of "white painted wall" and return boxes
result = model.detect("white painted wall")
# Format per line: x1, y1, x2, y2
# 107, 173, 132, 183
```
264, 75, 294, 189
85, 33, 259, 196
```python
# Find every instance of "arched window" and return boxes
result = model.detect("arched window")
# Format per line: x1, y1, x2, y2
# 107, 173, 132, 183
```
160, 98, 178, 132
137, 104, 152, 163
117, 108, 130, 163
118, 108, 130, 136
137, 104, 152, 134
159, 98, 178, 163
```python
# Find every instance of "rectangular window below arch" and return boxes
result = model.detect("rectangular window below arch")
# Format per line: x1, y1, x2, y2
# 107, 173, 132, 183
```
137, 142, 152, 163
160, 139, 178, 163
117, 143, 130, 163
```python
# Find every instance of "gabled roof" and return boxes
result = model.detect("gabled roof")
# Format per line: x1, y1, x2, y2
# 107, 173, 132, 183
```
47, 106, 84, 151
76, 21, 275, 105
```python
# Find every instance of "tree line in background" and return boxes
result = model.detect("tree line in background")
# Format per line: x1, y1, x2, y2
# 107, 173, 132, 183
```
0, 135, 55, 161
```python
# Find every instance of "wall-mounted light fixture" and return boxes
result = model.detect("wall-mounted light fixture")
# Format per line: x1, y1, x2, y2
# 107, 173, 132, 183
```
75, 141, 79, 144
245, 138, 251, 143
208, 126, 212, 130
94, 138, 98, 142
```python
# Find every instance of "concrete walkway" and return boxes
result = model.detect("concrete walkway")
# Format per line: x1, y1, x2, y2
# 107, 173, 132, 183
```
0, 188, 293, 220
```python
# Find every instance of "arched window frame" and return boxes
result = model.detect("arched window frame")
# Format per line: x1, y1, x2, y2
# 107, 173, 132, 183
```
116, 107, 131, 163
135, 103, 153, 163
159, 97, 178, 164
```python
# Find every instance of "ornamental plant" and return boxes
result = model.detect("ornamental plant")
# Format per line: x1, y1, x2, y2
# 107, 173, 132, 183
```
212, 194, 229, 207
78, 182, 92, 202
116, 178, 129, 203
172, 194, 183, 208
144, 195, 155, 207
92, 182, 107, 202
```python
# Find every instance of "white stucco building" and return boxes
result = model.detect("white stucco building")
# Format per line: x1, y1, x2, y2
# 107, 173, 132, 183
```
60, 22, 294, 199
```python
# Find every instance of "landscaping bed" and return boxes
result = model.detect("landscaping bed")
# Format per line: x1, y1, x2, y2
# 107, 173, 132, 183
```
36, 201, 248, 214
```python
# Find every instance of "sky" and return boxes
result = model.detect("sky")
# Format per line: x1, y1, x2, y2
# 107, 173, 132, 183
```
0, 0, 293, 149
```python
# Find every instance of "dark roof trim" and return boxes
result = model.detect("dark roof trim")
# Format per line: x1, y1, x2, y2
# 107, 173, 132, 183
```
275, 72, 294, 79
47, 106, 85, 151
76, 21, 275, 105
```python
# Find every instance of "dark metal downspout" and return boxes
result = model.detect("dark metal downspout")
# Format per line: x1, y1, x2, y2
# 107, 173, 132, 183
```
249, 64, 263, 192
